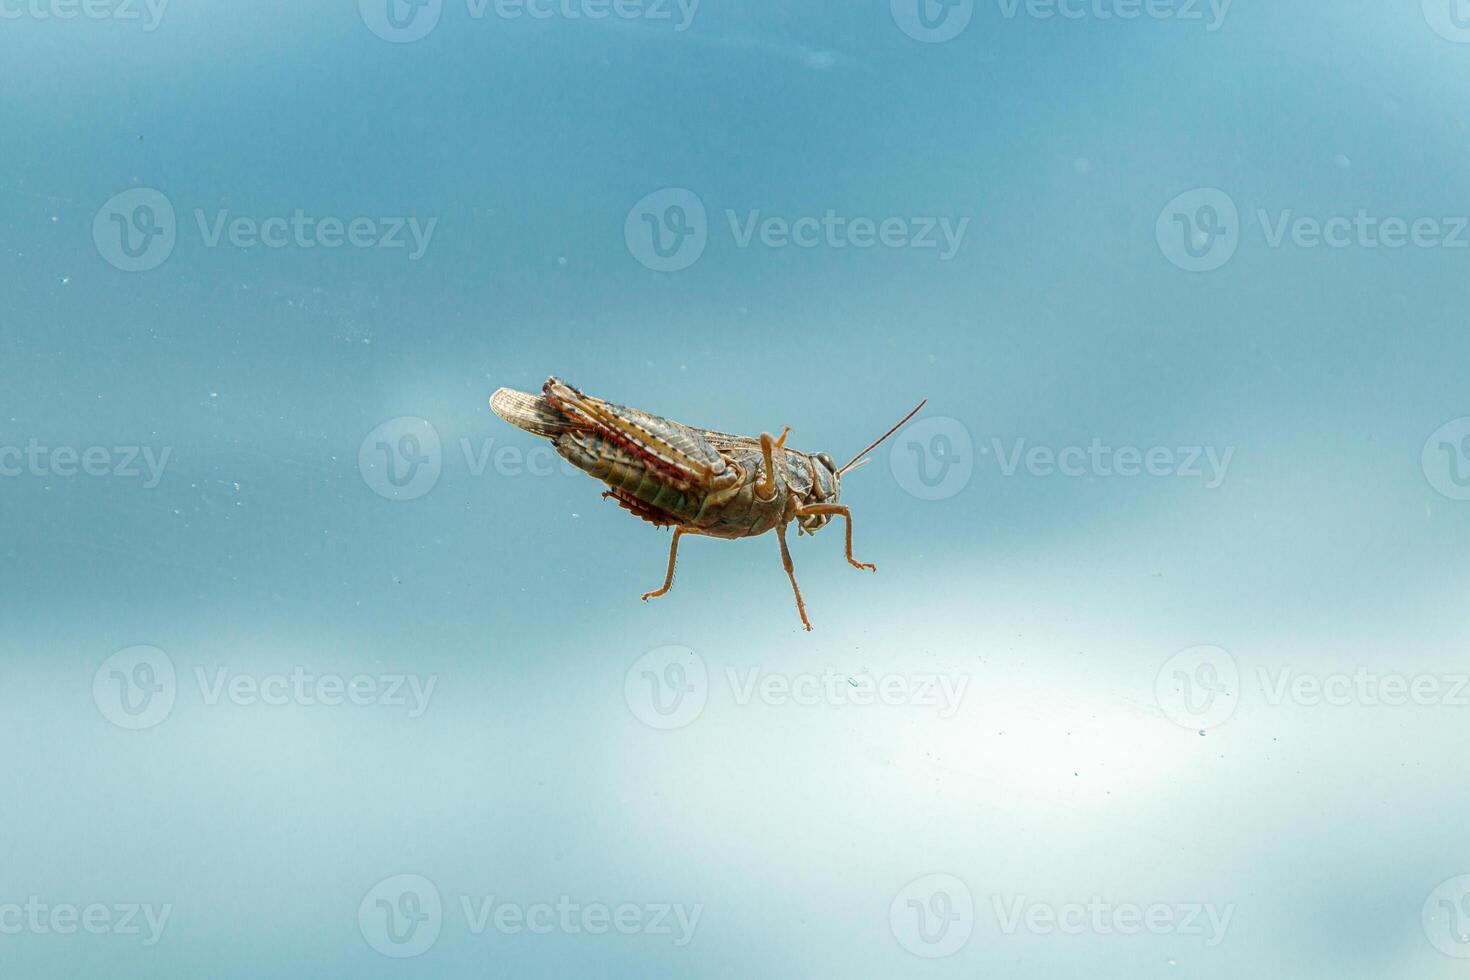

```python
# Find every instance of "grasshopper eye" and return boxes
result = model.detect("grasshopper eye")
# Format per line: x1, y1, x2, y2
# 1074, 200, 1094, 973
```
816, 452, 837, 472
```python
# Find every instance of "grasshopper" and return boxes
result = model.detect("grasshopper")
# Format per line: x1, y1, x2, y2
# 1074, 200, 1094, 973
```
490, 377, 924, 631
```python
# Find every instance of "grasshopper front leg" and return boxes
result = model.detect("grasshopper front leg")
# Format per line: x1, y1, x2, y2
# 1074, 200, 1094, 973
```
794, 503, 876, 572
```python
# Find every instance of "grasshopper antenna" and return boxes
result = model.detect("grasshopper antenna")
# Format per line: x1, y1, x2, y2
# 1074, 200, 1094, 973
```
837, 399, 928, 476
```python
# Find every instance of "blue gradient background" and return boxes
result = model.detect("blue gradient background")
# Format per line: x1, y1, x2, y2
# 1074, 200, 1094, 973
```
4, 1, 1470, 977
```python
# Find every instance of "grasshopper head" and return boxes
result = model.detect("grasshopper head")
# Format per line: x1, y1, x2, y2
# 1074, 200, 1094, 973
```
797, 452, 843, 534
796, 399, 927, 535
814, 452, 841, 500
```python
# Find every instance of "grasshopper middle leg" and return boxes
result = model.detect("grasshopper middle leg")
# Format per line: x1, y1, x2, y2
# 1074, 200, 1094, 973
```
754, 427, 791, 500
794, 503, 876, 572
776, 521, 813, 631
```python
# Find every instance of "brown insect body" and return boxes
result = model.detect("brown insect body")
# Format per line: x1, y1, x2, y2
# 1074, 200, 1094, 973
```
490, 377, 923, 631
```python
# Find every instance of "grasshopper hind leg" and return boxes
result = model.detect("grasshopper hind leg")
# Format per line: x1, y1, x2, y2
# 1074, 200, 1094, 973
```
642, 526, 690, 602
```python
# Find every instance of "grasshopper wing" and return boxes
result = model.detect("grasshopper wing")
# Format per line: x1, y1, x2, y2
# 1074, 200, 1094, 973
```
491, 386, 586, 438
541, 378, 736, 492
